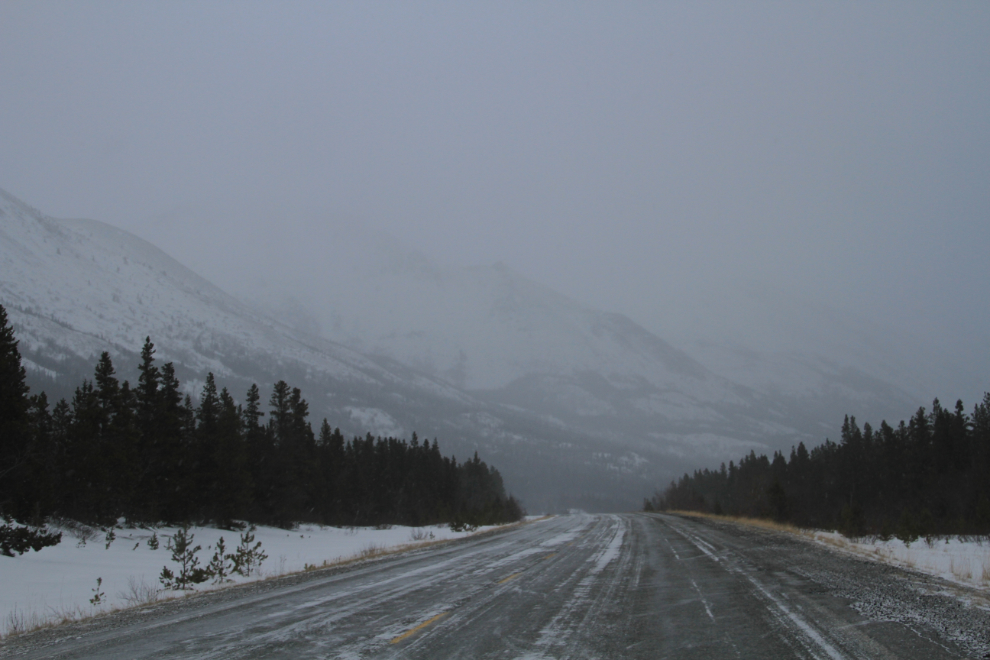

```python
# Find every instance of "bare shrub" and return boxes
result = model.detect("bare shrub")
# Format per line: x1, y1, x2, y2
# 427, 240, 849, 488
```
54, 518, 98, 544
118, 576, 163, 607
3, 606, 30, 638
408, 527, 432, 542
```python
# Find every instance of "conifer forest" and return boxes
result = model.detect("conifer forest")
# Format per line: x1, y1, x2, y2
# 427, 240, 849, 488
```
0, 304, 523, 532
649, 396, 990, 538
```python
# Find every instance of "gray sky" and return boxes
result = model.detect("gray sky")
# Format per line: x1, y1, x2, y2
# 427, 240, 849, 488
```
2, 2, 989, 401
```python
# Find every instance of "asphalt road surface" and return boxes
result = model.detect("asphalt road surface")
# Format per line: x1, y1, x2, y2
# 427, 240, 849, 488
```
3, 513, 989, 659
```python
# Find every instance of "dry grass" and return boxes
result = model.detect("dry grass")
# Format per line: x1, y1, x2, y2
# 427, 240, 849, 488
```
1, 591, 175, 642
117, 576, 164, 607
3, 601, 97, 641
950, 557, 972, 581
667, 510, 810, 537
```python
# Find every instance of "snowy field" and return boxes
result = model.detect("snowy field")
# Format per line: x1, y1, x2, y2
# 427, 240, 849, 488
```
810, 530, 990, 591
0, 519, 522, 637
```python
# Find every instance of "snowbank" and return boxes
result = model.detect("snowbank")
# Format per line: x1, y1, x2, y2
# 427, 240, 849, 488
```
0, 520, 511, 637
810, 531, 990, 590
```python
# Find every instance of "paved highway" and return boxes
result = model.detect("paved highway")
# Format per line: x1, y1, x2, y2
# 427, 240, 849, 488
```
3, 513, 988, 658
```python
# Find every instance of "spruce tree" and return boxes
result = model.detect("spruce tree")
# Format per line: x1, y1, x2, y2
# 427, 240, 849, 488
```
242, 383, 273, 522
134, 338, 161, 519
157, 363, 187, 522
25, 392, 57, 520
267, 381, 304, 525
0, 304, 31, 518
136, 338, 160, 433
64, 379, 106, 520
192, 373, 220, 516
211, 387, 250, 527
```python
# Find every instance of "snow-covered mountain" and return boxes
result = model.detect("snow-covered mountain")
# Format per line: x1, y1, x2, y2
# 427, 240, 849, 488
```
238, 226, 921, 447
0, 187, 725, 511
0, 189, 483, 412
0, 187, 924, 511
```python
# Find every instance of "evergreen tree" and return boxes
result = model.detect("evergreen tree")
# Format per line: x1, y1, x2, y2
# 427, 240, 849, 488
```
1, 322, 524, 530
653, 394, 990, 537
211, 387, 250, 527
87, 353, 139, 519
0, 304, 31, 518
134, 337, 161, 519
24, 392, 57, 521
192, 373, 221, 516
157, 363, 187, 522
61, 380, 98, 519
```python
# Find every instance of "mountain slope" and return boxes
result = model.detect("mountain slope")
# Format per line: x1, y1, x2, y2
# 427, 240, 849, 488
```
235, 234, 824, 462
251, 228, 923, 446
0, 188, 709, 511
2, 187, 924, 512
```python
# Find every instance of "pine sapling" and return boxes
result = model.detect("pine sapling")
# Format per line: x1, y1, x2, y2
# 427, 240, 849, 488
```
230, 529, 268, 577
159, 565, 176, 590
159, 526, 211, 590
90, 577, 105, 606
207, 537, 234, 584
104, 527, 116, 550
147, 532, 159, 550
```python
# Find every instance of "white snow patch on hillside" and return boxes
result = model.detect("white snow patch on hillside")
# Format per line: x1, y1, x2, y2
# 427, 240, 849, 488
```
20, 357, 57, 379
345, 407, 404, 439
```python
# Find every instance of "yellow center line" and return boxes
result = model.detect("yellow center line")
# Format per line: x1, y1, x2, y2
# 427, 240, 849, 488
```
544, 553, 557, 559
498, 571, 522, 584
390, 612, 448, 645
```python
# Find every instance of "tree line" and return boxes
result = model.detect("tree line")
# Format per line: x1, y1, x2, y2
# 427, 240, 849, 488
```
0, 304, 523, 531
646, 395, 990, 538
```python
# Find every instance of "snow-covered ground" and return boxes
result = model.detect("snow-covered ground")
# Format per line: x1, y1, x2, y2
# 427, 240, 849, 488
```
0, 520, 522, 637
810, 530, 990, 591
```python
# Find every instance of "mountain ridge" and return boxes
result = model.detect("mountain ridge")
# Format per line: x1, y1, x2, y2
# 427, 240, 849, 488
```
0, 186, 926, 511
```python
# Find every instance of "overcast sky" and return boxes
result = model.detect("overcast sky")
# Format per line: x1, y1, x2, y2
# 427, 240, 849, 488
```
2, 2, 989, 401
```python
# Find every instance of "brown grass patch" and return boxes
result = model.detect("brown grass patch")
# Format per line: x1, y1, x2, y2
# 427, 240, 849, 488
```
666, 510, 810, 537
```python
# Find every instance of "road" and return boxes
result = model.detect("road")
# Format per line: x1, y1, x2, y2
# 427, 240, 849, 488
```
2, 513, 988, 658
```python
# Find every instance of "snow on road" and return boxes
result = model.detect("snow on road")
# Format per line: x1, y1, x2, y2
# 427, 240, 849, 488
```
2, 514, 988, 658
0, 520, 513, 636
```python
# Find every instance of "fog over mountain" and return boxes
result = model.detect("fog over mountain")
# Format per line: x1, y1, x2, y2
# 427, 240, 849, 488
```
226, 219, 924, 438
1, 3, 988, 509
0, 187, 938, 513
2, 188, 686, 511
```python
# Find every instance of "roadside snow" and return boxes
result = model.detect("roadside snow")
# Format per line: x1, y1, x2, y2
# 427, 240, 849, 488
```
0, 520, 509, 637
810, 531, 990, 591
